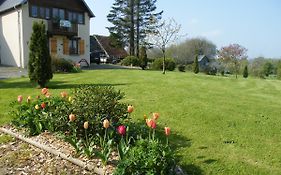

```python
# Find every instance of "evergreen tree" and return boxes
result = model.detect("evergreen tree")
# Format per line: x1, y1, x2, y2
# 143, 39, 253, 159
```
28, 21, 52, 88
139, 46, 148, 70
193, 55, 199, 74
107, 0, 162, 56
243, 65, 248, 78
277, 61, 281, 80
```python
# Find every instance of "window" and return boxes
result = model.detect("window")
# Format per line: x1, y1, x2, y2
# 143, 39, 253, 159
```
52, 8, 59, 19
69, 39, 78, 55
31, 5, 38, 17
59, 9, 65, 19
78, 13, 84, 24
39, 7, 45, 18
45, 8, 50, 19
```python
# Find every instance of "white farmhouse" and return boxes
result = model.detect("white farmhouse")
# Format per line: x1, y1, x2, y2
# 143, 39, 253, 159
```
0, 0, 94, 68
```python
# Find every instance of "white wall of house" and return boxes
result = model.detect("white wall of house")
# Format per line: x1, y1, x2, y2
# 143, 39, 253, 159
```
0, 10, 23, 67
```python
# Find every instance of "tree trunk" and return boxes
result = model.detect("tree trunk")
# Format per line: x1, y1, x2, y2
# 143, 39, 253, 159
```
162, 48, 166, 74
136, 0, 140, 58
129, 0, 135, 56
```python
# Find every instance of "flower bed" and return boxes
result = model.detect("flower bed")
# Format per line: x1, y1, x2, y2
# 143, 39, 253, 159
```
10, 85, 178, 174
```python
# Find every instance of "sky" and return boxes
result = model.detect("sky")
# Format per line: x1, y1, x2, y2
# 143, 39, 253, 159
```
85, 0, 281, 59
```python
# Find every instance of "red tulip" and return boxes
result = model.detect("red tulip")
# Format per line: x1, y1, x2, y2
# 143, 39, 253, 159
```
117, 125, 126, 136
17, 95, 23, 103
61, 91, 67, 98
69, 113, 76, 122
41, 88, 48, 95
164, 127, 171, 136
41, 102, 46, 109
153, 112, 160, 120
127, 105, 134, 113
146, 119, 156, 129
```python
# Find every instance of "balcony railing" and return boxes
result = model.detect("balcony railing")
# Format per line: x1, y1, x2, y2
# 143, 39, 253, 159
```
47, 20, 78, 37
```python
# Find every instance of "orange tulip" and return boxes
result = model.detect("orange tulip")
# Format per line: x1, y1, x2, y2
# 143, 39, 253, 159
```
153, 112, 160, 120
84, 121, 89, 129
127, 105, 134, 113
45, 92, 51, 98
17, 95, 23, 103
69, 113, 76, 122
41, 88, 48, 95
103, 119, 110, 129
164, 127, 171, 136
146, 119, 156, 129
61, 91, 67, 98
146, 119, 152, 128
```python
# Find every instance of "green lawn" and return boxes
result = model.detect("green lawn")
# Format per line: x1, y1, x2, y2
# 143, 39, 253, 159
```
1, 70, 281, 174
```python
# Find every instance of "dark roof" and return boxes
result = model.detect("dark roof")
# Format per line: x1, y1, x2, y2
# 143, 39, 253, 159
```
0, 0, 94, 17
93, 35, 128, 58
0, 0, 27, 13
198, 55, 209, 62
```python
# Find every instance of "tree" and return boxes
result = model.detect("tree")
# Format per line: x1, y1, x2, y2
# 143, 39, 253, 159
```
148, 18, 181, 74
277, 61, 281, 80
167, 38, 217, 65
218, 44, 248, 79
193, 54, 199, 74
107, 0, 162, 56
28, 21, 52, 88
243, 65, 248, 78
263, 61, 274, 77
139, 46, 148, 69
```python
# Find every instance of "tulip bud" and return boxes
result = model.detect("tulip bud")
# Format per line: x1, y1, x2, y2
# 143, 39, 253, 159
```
117, 125, 126, 136
164, 127, 171, 136
127, 105, 134, 113
41, 102, 46, 109
153, 112, 160, 120
103, 119, 110, 129
84, 121, 89, 129
27, 96, 32, 103
61, 91, 67, 98
17, 95, 23, 103
35, 104, 40, 110
143, 114, 147, 120
41, 88, 48, 95
69, 113, 76, 122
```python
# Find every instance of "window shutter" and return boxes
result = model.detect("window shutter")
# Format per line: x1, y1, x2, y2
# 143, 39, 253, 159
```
50, 38, 57, 54
63, 39, 69, 55
79, 40, 85, 55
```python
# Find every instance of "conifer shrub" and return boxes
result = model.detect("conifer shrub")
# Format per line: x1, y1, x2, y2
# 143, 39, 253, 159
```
243, 65, 248, 78
193, 55, 199, 74
28, 21, 53, 87
139, 46, 148, 70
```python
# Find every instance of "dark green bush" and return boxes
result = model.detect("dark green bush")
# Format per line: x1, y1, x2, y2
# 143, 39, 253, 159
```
114, 138, 176, 175
121, 56, 140, 66
151, 58, 176, 71
178, 64, 186, 72
52, 57, 81, 73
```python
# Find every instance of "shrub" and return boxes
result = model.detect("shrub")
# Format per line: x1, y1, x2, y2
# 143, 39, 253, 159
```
51, 57, 81, 73
114, 138, 176, 175
28, 21, 53, 87
121, 56, 140, 66
243, 65, 248, 78
193, 55, 199, 74
178, 65, 186, 72
139, 46, 148, 70
151, 58, 176, 71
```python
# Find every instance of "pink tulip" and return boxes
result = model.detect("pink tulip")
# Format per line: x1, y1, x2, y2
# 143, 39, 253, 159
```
117, 125, 126, 136
17, 95, 23, 103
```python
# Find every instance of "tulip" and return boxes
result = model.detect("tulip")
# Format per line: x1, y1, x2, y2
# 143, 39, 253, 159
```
146, 119, 152, 128
41, 102, 46, 109
151, 120, 157, 129
117, 125, 126, 136
153, 112, 160, 120
45, 92, 51, 98
143, 114, 147, 120
41, 88, 48, 95
164, 127, 171, 136
35, 104, 40, 110
68, 96, 72, 102
69, 113, 76, 122
27, 96, 32, 103
103, 119, 110, 129
127, 105, 134, 113
84, 121, 89, 129
61, 91, 67, 98
17, 95, 23, 103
